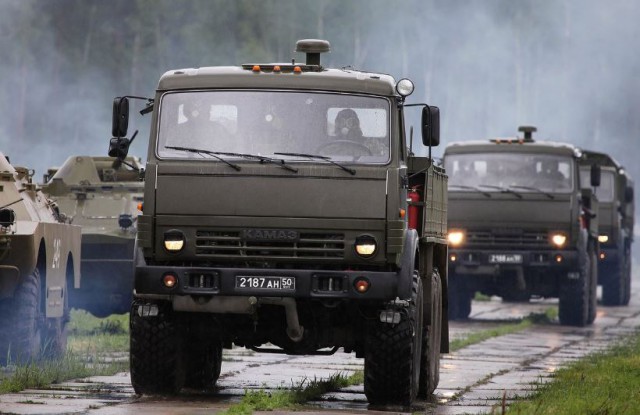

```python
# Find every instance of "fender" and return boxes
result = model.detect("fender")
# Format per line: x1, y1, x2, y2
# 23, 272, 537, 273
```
396, 229, 419, 300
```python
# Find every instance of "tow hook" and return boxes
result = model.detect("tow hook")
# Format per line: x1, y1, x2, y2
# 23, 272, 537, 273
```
380, 297, 409, 324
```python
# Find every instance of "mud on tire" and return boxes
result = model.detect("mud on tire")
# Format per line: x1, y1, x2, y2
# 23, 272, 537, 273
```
130, 299, 185, 394
364, 272, 423, 405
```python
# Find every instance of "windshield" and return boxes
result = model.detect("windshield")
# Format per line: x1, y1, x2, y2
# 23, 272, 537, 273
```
581, 169, 615, 202
445, 152, 575, 193
156, 91, 391, 164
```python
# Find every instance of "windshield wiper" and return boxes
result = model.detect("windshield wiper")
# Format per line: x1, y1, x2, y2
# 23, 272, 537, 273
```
274, 152, 356, 175
509, 185, 555, 199
477, 184, 523, 199
448, 184, 492, 198
212, 151, 298, 173
165, 146, 241, 171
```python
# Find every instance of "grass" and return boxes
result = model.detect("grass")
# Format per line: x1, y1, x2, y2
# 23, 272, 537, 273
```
450, 308, 557, 352
221, 370, 364, 415
507, 331, 640, 414
0, 309, 130, 394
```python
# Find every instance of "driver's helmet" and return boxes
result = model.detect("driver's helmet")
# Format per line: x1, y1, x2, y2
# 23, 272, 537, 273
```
335, 108, 363, 139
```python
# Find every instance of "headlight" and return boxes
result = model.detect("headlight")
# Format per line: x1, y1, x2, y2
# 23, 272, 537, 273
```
550, 233, 567, 248
598, 235, 609, 243
164, 230, 185, 252
448, 230, 465, 247
396, 78, 415, 97
355, 235, 377, 258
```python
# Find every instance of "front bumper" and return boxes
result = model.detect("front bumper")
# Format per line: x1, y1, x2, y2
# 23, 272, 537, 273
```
134, 264, 400, 301
449, 248, 579, 275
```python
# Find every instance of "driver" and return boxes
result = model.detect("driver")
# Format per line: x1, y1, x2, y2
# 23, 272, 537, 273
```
334, 108, 363, 142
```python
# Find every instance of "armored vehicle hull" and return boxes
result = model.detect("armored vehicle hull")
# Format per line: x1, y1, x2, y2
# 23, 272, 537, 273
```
111, 40, 449, 406
42, 156, 143, 317
0, 153, 81, 364
444, 130, 599, 326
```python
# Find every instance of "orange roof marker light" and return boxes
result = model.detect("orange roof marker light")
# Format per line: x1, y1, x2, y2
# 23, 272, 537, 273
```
273, 65, 281, 73
252, 65, 261, 72
293, 66, 302, 74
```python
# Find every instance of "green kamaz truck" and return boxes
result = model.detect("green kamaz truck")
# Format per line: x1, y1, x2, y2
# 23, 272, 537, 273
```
108, 39, 449, 405
0, 152, 82, 364
444, 126, 600, 326
42, 155, 144, 317
579, 150, 634, 305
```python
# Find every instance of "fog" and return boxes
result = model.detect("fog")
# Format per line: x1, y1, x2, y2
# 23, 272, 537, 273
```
1, 0, 639, 247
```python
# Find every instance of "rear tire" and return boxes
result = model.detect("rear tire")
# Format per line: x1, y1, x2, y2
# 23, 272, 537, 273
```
184, 336, 223, 390
364, 272, 423, 405
587, 245, 598, 324
448, 275, 472, 320
130, 300, 185, 394
418, 269, 442, 397
601, 247, 626, 306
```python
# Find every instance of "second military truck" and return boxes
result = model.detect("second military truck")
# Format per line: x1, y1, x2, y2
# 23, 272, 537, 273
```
109, 39, 449, 405
445, 126, 600, 326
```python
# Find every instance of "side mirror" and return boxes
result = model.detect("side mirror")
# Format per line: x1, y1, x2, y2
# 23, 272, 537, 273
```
590, 163, 601, 188
421, 105, 440, 147
625, 186, 634, 203
112, 97, 130, 138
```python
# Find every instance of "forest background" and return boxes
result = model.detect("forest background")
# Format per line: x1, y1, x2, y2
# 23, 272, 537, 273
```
1, 0, 639, 258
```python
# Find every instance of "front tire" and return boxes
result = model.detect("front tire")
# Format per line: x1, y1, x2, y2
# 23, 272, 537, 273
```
559, 243, 591, 326
364, 272, 423, 405
130, 300, 185, 394
448, 275, 472, 320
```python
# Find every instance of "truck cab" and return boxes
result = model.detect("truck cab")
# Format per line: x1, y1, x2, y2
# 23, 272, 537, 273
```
110, 40, 448, 405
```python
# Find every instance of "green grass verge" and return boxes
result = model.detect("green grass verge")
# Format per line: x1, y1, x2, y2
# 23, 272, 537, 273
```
0, 309, 130, 394
450, 308, 557, 352
507, 331, 640, 414
221, 370, 364, 415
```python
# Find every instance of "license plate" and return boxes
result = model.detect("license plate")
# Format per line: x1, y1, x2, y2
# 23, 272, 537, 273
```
235, 276, 295, 290
488, 254, 523, 264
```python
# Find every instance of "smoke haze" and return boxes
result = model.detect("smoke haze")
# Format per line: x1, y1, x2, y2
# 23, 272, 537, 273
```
1, 0, 639, 246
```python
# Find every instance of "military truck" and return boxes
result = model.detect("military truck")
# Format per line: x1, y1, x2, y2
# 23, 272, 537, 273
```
579, 150, 634, 306
0, 152, 81, 364
42, 156, 144, 317
444, 126, 600, 326
108, 39, 449, 405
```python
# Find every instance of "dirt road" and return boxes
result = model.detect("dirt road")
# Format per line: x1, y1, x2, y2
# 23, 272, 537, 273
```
1, 276, 639, 415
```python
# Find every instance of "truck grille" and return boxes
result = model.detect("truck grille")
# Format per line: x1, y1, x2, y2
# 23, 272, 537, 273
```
465, 230, 549, 248
195, 231, 345, 259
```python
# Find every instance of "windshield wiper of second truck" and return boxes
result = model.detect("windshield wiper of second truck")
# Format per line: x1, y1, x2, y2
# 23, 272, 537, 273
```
274, 152, 356, 175
477, 184, 523, 199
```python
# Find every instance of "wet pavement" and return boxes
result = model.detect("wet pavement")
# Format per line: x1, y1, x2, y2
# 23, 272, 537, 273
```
1, 278, 639, 415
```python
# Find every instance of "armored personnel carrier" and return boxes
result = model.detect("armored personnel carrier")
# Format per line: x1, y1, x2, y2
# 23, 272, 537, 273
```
0, 152, 81, 364
109, 39, 449, 405
444, 126, 601, 326
580, 150, 634, 305
42, 156, 143, 317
